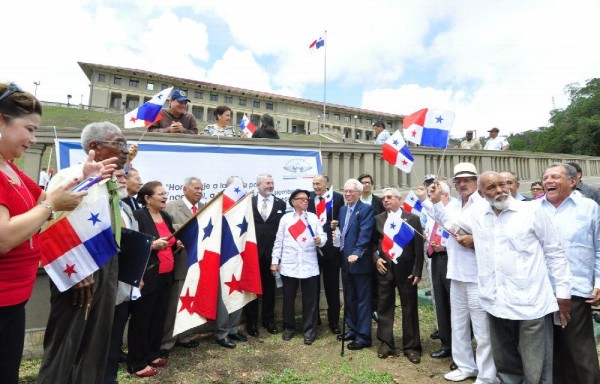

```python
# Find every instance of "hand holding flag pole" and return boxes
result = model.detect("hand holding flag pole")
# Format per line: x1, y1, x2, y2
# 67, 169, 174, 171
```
167, 190, 224, 241
304, 212, 324, 257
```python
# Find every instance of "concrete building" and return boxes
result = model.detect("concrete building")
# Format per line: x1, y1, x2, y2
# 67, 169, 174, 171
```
78, 61, 401, 141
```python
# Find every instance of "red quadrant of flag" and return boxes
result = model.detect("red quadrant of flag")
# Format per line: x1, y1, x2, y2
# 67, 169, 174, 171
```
40, 218, 84, 265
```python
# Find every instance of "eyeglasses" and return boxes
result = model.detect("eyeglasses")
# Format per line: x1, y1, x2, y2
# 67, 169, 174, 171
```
97, 139, 129, 150
0, 83, 24, 103
155, 192, 169, 197
293, 197, 309, 202
343, 189, 358, 194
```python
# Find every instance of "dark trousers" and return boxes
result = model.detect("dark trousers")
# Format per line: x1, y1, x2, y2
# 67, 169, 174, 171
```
553, 296, 600, 384
38, 258, 118, 384
376, 262, 422, 353
245, 257, 276, 327
341, 270, 372, 345
0, 301, 26, 384
488, 314, 553, 384
127, 273, 171, 373
431, 253, 451, 351
281, 275, 319, 339
317, 254, 341, 327
103, 301, 129, 384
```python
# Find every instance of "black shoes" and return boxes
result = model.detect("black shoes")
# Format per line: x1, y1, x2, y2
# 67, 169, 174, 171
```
229, 332, 248, 342
372, 311, 379, 322
336, 332, 356, 341
175, 340, 199, 348
262, 322, 279, 334
282, 329, 295, 341
329, 324, 341, 334
304, 336, 316, 345
430, 330, 440, 340
430, 349, 452, 358
246, 324, 259, 337
347, 341, 370, 350
215, 337, 236, 349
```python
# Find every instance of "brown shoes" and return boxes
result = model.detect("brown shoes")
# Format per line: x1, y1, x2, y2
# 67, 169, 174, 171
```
406, 351, 421, 364
377, 343, 394, 359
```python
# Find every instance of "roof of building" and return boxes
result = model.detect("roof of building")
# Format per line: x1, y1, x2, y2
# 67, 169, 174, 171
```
78, 61, 402, 119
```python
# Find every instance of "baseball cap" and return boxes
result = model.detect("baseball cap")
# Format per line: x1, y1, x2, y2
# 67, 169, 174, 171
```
424, 174, 436, 182
466, 130, 473, 134
487, 127, 500, 133
171, 89, 191, 102
372, 120, 385, 128
453, 163, 478, 178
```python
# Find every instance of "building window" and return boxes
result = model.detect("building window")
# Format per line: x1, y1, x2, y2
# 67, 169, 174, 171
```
239, 98, 246, 106
147, 82, 154, 91
324, 112, 329, 119
114, 76, 122, 86
161, 84, 169, 90
225, 96, 233, 104
366, 118, 372, 125
334, 113, 340, 121
253, 100, 260, 108
210, 94, 218, 102
344, 115, 350, 122
98, 73, 106, 83
358, 117, 362, 124
194, 90, 203, 99
266, 102, 273, 110
192, 107, 203, 120
387, 122, 392, 129
251, 115, 260, 126
129, 79, 139, 88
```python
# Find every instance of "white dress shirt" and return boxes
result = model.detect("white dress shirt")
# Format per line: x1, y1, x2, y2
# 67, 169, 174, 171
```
459, 197, 571, 320
272, 211, 326, 279
540, 192, 600, 298
483, 136, 509, 150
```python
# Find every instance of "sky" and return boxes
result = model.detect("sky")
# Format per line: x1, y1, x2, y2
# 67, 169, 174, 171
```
2, 0, 599, 138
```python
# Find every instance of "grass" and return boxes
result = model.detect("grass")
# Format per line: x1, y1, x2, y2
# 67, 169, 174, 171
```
20, 304, 457, 384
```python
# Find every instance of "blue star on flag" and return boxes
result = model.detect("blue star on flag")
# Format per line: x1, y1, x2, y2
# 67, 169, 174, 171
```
203, 218, 214, 241
234, 187, 241, 194
88, 212, 101, 225
390, 222, 397, 230
393, 139, 399, 145
237, 217, 248, 235
435, 115, 443, 123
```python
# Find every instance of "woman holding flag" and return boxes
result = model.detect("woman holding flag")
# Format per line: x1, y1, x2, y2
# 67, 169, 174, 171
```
271, 189, 326, 345
0, 82, 115, 384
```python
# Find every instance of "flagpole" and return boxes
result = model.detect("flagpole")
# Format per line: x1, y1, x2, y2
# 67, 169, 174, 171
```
44, 126, 58, 191
322, 30, 327, 134
167, 190, 225, 240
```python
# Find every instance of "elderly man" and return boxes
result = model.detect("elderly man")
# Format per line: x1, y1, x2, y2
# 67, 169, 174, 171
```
483, 127, 509, 151
459, 130, 482, 150
308, 175, 345, 334
458, 171, 571, 384
425, 163, 498, 383
336, 179, 375, 350
159, 177, 204, 352
38, 121, 128, 384
148, 89, 198, 134
372, 188, 423, 363
373, 120, 391, 145
499, 171, 529, 201
245, 173, 286, 336
122, 168, 143, 211
540, 163, 600, 384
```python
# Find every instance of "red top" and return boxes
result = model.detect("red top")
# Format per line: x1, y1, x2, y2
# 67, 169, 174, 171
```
0, 162, 43, 306
155, 220, 175, 274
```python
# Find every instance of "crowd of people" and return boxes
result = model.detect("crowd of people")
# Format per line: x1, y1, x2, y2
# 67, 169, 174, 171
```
1, 82, 599, 384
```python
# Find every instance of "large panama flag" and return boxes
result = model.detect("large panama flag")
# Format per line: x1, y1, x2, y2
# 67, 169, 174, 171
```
402, 108, 455, 149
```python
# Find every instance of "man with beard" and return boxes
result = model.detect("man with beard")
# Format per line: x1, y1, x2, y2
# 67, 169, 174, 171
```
148, 89, 198, 134
458, 171, 571, 384
38, 121, 129, 384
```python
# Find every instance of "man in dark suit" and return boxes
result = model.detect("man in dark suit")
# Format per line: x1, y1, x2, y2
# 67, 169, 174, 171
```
307, 175, 345, 334
336, 178, 375, 350
160, 177, 204, 351
372, 188, 424, 364
244, 173, 287, 336
121, 168, 143, 211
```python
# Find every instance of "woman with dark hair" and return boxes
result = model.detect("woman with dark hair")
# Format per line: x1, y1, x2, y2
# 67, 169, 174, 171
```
252, 113, 280, 139
530, 181, 545, 200
0, 82, 110, 383
204, 105, 236, 136
128, 181, 178, 377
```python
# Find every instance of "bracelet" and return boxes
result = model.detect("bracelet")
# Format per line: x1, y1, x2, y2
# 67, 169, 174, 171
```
40, 201, 56, 217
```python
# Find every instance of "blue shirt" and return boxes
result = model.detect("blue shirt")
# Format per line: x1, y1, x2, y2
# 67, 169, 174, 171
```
540, 192, 600, 298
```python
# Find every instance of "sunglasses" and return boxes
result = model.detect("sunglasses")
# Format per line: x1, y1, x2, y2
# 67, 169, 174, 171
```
0, 83, 24, 103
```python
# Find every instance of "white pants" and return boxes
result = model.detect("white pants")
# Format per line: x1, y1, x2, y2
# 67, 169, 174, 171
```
450, 280, 498, 384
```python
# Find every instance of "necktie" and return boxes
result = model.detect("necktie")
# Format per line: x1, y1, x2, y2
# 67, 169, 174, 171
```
340, 205, 353, 251
107, 180, 122, 246
261, 198, 268, 221
192, 205, 197, 214
131, 196, 139, 210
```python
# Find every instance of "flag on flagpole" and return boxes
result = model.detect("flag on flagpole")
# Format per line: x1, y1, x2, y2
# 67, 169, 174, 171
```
223, 178, 246, 213
402, 191, 423, 216
402, 108, 455, 148
220, 193, 262, 313
40, 197, 118, 292
309, 35, 325, 50
288, 217, 312, 246
124, 87, 173, 128
173, 194, 223, 335
427, 221, 451, 256
240, 114, 257, 137
316, 186, 334, 225
382, 130, 414, 173
381, 211, 415, 264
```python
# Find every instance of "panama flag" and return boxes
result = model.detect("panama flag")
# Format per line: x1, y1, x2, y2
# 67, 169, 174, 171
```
381, 211, 415, 264
124, 87, 173, 128
316, 187, 334, 224
223, 178, 246, 213
382, 130, 414, 173
173, 194, 223, 336
40, 197, 118, 292
240, 114, 257, 137
402, 108, 455, 149
309, 35, 325, 50
220, 193, 262, 313
402, 190, 423, 216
